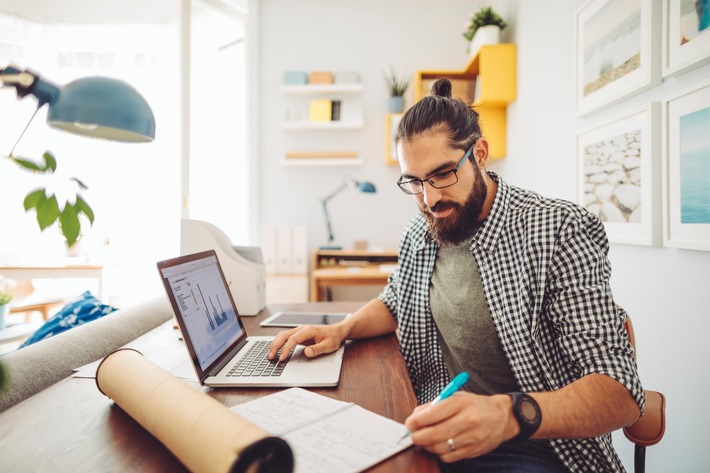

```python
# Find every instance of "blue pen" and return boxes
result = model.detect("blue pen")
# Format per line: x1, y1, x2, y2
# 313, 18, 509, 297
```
397, 372, 470, 443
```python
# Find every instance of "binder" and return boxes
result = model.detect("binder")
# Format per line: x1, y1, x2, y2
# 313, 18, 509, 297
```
261, 224, 277, 274
291, 225, 308, 275
276, 225, 294, 274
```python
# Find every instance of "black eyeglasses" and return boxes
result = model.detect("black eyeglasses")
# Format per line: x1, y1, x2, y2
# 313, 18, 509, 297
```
396, 144, 474, 195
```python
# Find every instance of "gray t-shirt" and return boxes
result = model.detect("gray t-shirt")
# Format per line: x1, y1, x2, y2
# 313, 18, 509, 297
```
430, 241, 560, 462
430, 242, 518, 394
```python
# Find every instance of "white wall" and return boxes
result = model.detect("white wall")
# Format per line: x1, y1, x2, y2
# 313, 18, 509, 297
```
258, 0, 710, 470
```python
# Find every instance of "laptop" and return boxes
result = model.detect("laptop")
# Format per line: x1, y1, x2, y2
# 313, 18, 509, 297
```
157, 250, 345, 387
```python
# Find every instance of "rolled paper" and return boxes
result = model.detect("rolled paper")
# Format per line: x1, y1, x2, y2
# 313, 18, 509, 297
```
96, 348, 293, 473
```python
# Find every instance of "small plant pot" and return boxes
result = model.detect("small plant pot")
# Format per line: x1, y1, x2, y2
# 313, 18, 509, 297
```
469, 25, 501, 57
388, 96, 405, 113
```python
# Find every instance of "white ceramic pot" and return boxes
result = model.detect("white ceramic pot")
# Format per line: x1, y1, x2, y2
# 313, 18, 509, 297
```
469, 25, 501, 57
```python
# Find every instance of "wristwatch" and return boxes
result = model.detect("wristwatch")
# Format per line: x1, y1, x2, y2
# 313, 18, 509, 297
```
507, 392, 542, 443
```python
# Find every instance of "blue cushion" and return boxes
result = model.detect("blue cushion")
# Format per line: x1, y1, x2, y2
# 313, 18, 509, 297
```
20, 291, 117, 348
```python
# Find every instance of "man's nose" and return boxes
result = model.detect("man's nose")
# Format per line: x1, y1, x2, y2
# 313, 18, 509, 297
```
421, 184, 443, 209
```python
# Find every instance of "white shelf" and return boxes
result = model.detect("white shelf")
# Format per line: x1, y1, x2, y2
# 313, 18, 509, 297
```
280, 78, 364, 165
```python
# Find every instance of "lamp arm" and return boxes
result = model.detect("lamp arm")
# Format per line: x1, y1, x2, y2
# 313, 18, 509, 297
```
1, 65, 59, 107
322, 200, 336, 243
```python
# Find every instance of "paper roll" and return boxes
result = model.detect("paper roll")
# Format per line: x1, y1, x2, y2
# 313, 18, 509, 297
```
96, 348, 293, 473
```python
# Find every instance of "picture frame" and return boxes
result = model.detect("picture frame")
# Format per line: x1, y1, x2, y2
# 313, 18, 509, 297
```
385, 113, 403, 165
575, 0, 661, 116
662, 0, 710, 77
577, 103, 661, 246
662, 78, 710, 251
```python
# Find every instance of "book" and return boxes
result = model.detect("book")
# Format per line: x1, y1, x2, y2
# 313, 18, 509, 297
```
231, 387, 413, 473
331, 100, 341, 121
309, 99, 332, 122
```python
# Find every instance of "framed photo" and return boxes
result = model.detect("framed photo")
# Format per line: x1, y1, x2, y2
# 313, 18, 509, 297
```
662, 78, 710, 250
386, 113, 403, 165
577, 104, 661, 246
662, 0, 710, 77
575, 0, 661, 116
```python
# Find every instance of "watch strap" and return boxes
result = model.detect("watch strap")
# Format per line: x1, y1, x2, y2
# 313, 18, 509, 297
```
507, 392, 542, 443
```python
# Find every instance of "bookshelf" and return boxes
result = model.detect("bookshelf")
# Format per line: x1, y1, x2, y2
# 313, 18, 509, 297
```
281, 83, 364, 165
414, 44, 516, 159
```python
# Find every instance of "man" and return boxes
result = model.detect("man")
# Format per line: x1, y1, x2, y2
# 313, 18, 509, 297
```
268, 78, 644, 472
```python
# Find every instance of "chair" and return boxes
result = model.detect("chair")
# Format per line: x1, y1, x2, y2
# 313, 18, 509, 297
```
623, 315, 666, 473
8, 280, 63, 322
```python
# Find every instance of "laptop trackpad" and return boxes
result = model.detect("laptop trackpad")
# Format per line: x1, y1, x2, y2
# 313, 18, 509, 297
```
295, 350, 338, 363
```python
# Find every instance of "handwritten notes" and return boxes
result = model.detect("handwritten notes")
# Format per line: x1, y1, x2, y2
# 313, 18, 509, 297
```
231, 388, 412, 473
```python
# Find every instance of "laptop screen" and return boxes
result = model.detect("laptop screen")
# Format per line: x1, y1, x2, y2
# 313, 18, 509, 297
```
158, 251, 247, 375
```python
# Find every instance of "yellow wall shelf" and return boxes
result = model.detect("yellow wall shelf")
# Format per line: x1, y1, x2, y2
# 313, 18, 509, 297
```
414, 44, 517, 159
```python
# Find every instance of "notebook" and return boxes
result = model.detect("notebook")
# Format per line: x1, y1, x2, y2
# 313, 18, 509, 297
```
157, 250, 344, 387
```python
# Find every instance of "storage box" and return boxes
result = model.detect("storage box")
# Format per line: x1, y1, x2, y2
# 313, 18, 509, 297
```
308, 71, 334, 84
334, 71, 360, 84
283, 71, 308, 85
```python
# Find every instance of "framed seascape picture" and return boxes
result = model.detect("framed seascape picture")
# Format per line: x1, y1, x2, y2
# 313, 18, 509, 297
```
575, 0, 661, 116
663, 79, 710, 250
577, 104, 661, 246
662, 0, 710, 76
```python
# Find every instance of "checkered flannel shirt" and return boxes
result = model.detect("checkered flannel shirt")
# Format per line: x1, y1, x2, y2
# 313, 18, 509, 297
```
379, 172, 644, 472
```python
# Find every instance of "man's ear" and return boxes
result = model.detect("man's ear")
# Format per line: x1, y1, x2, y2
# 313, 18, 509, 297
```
474, 138, 490, 168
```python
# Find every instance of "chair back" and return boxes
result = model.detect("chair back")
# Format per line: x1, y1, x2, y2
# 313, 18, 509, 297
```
622, 314, 666, 473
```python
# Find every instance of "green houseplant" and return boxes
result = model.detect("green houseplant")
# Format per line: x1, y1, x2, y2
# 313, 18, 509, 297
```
463, 6, 507, 54
5, 151, 95, 248
383, 67, 410, 113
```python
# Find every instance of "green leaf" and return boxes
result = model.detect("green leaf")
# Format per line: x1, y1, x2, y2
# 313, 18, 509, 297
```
74, 195, 95, 224
10, 151, 57, 174
43, 151, 57, 172
23, 189, 47, 211
60, 204, 81, 246
12, 157, 41, 172
36, 194, 60, 230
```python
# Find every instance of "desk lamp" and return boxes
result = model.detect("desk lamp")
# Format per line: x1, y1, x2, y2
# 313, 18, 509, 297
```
1, 65, 155, 142
0, 64, 156, 245
320, 179, 376, 250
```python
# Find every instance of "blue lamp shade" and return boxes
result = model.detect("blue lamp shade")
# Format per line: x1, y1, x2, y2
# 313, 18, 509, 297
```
357, 182, 376, 193
47, 76, 156, 142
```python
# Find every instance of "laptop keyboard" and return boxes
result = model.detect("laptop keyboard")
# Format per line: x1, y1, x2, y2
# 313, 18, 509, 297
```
227, 340, 295, 377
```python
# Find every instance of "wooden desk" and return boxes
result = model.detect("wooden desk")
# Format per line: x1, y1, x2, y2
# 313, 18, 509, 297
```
311, 249, 398, 301
0, 302, 437, 473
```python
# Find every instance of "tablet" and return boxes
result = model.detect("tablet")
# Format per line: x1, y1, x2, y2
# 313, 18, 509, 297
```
259, 311, 350, 327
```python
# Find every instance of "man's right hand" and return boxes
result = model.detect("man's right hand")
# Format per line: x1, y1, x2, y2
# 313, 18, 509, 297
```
267, 323, 349, 362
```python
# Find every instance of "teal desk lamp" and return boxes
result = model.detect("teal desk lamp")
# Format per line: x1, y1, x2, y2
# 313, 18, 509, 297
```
320, 179, 376, 250
0, 64, 155, 142
0, 64, 156, 245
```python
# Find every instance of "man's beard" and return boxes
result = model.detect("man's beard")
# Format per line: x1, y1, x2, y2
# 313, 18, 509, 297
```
420, 166, 488, 247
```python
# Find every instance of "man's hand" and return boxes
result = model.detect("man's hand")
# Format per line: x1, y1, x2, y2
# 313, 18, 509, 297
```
267, 324, 348, 362
404, 392, 518, 463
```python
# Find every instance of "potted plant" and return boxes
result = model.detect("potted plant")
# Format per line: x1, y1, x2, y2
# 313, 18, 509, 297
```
463, 6, 507, 56
383, 66, 410, 113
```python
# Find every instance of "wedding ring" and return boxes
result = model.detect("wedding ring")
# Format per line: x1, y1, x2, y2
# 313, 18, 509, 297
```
447, 438, 456, 452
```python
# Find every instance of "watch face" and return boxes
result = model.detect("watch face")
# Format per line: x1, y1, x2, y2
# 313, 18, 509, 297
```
520, 399, 539, 423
